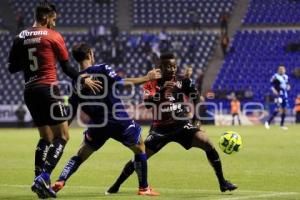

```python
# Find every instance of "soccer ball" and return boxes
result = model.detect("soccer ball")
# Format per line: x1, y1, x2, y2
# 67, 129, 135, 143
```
219, 131, 242, 154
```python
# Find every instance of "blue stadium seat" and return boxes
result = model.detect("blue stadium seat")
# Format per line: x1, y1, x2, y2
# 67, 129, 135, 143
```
213, 30, 300, 108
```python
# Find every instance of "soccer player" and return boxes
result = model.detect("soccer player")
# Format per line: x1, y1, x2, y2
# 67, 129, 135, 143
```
106, 53, 237, 194
231, 96, 241, 125
7, 2, 101, 198
265, 66, 290, 130
51, 43, 160, 196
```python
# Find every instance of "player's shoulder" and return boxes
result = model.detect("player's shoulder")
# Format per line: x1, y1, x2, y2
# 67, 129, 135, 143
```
144, 79, 157, 89
49, 29, 64, 38
88, 63, 109, 72
84, 63, 113, 75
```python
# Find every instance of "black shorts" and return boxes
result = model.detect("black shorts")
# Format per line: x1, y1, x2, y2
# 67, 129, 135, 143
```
145, 122, 200, 153
24, 84, 67, 127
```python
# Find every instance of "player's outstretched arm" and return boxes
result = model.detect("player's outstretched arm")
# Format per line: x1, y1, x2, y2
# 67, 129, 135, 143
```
123, 69, 161, 86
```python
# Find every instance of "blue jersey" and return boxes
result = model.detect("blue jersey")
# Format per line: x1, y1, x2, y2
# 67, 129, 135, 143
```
69, 64, 132, 128
270, 73, 289, 99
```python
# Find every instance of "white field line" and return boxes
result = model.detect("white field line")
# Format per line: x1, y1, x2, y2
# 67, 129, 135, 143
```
219, 192, 299, 200
0, 184, 299, 196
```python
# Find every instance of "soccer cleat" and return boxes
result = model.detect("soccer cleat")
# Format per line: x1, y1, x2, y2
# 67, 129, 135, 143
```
280, 126, 288, 130
220, 180, 238, 192
105, 184, 120, 195
264, 121, 270, 129
32, 174, 57, 198
138, 187, 160, 196
52, 180, 65, 193
31, 181, 47, 199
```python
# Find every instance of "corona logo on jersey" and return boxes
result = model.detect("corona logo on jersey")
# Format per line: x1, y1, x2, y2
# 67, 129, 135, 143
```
19, 30, 48, 38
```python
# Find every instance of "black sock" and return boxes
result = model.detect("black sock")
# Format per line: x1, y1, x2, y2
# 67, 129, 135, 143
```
268, 111, 278, 124
35, 139, 50, 177
58, 156, 82, 182
112, 160, 135, 188
206, 148, 226, 185
280, 113, 286, 126
43, 138, 67, 174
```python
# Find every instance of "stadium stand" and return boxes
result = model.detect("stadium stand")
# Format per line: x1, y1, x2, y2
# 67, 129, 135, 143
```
0, 31, 218, 104
132, 0, 235, 27
212, 30, 300, 108
243, 0, 300, 25
9, 0, 116, 27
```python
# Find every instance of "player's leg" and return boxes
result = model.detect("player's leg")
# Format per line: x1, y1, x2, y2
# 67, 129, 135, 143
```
280, 100, 288, 129
32, 122, 69, 198
34, 126, 53, 178
106, 127, 168, 194
237, 114, 242, 125
52, 142, 95, 192
52, 129, 106, 193
231, 114, 235, 125
280, 109, 288, 129
31, 126, 54, 199
106, 147, 156, 195
296, 111, 300, 123
26, 85, 68, 198
266, 99, 280, 129
43, 121, 69, 176
190, 130, 237, 192
127, 137, 159, 196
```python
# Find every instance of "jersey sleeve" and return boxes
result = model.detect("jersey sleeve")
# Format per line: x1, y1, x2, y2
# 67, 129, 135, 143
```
100, 64, 123, 83
8, 36, 24, 73
67, 93, 79, 125
143, 81, 156, 100
52, 32, 69, 61
143, 81, 157, 109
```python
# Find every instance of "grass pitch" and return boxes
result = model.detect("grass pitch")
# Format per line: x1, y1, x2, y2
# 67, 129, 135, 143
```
0, 125, 299, 200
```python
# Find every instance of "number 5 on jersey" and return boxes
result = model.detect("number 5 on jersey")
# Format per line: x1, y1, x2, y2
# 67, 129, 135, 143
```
28, 48, 38, 71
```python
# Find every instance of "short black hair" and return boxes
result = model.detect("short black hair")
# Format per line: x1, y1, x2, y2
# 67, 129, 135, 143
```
35, 1, 56, 22
160, 52, 175, 61
72, 43, 92, 63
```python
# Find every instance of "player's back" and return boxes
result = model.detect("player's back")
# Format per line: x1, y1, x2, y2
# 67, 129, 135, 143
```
9, 27, 68, 88
72, 64, 132, 128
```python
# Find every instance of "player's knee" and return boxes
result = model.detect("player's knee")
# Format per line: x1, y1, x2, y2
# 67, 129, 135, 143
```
62, 132, 70, 141
193, 132, 214, 151
130, 142, 145, 154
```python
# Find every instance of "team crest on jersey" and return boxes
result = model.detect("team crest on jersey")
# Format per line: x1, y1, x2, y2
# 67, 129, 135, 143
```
175, 81, 182, 89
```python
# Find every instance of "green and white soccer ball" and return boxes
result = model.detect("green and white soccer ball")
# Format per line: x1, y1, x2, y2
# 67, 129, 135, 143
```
219, 131, 242, 154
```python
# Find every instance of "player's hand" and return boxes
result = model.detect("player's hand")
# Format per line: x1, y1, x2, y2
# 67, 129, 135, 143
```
147, 69, 162, 81
81, 74, 103, 94
163, 81, 175, 90
192, 120, 201, 129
